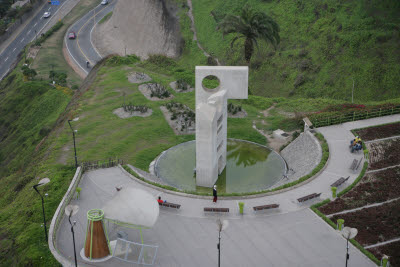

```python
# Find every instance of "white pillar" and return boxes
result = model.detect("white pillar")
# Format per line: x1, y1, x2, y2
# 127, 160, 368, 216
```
195, 66, 248, 187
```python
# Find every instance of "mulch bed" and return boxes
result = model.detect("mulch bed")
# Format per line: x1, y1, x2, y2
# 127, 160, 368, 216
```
319, 167, 400, 214
368, 241, 400, 267
368, 138, 400, 170
331, 199, 400, 246
356, 122, 400, 141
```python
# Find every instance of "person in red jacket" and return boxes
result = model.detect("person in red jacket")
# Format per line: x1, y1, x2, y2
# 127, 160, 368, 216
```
157, 196, 166, 204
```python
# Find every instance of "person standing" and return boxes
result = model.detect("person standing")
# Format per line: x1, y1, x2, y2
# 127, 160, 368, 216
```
213, 185, 218, 203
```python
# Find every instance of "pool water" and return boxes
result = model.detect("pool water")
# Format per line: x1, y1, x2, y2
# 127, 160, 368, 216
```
154, 139, 287, 193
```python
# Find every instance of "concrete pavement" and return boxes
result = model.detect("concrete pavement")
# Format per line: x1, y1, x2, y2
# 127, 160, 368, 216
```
55, 114, 400, 266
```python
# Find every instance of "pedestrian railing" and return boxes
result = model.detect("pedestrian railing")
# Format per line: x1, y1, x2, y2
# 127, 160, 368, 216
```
81, 158, 124, 171
311, 106, 400, 128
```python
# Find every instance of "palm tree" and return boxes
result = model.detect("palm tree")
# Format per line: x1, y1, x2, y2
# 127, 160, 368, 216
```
217, 4, 280, 62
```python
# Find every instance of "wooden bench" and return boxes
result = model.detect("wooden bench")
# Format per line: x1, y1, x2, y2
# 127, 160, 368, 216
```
330, 176, 350, 188
253, 204, 279, 212
350, 158, 363, 171
159, 202, 181, 209
297, 193, 321, 203
204, 207, 229, 213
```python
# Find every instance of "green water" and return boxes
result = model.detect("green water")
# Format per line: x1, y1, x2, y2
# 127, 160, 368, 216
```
155, 139, 286, 193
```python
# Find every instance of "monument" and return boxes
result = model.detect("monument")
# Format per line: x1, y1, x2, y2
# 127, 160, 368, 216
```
195, 66, 248, 187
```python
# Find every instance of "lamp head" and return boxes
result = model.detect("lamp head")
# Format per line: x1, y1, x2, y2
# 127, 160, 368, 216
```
35, 178, 50, 187
65, 205, 79, 217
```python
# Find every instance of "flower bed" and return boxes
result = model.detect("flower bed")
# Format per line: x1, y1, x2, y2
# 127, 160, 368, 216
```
355, 122, 400, 141
319, 167, 400, 214
368, 138, 400, 170
368, 241, 400, 267
331, 199, 400, 246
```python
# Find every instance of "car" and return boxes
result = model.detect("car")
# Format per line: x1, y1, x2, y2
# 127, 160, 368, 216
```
43, 12, 51, 18
68, 32, 76, 39
101, 0, 108, 5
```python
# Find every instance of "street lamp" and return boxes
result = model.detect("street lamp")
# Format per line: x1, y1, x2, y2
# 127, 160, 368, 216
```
341, 226, 358, 267
33, 178, 50, 242
351, 77, 354, 103
216, 219, 229, 267
67, 118, 79, 167
65, 205, 79, 267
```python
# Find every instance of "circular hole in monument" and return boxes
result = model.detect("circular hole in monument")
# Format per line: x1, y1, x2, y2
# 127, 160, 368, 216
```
202, 75, 220, 91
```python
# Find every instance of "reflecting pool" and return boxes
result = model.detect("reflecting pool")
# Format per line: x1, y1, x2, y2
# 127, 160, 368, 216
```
154, 139, 287, 193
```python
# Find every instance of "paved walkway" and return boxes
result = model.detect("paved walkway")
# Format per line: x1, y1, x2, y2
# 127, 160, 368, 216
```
56, 114, 400, 266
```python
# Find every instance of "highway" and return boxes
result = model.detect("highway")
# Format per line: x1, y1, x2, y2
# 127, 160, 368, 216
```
65, 0, 117, 75
0, 0, 71, 81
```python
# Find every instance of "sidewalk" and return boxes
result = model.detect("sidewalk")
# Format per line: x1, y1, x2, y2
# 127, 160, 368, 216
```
55, 114, 400, 266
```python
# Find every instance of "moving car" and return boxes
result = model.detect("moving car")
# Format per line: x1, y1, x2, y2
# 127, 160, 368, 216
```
43, 12, 51, 18
68, 32, 76, 39
101, 0, 108, 5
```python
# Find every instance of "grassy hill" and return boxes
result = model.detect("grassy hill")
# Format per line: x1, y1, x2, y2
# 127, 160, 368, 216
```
189, 0, 400, 100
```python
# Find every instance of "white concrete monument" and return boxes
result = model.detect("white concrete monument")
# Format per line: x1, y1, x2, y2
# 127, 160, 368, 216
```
195, 66, 248, 187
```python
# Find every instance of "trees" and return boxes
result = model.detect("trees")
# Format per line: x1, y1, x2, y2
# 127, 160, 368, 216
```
21, 65, 37, 80
217, 4, 280, 62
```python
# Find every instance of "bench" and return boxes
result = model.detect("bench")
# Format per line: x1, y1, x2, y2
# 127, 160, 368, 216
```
253, 204, 279, 212
297, 193, 321, 203
303, 117, 313, 131
350, 158, 362, 171
204, 207, 229, 213
159, 202, 181, 209
330, 176, 350, 188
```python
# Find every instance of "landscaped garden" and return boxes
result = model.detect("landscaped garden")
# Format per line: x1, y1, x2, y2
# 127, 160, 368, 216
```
317, 122, 400, 265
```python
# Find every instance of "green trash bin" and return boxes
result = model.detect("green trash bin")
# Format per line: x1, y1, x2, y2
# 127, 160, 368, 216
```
337, 219, 344, 230
381, 255, 389, 267
238, 202, 244, 215
331, 187, 337, 198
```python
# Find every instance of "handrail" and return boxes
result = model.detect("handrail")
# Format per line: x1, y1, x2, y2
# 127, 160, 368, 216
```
311, 106, 400, 128
48, 167, 83, 266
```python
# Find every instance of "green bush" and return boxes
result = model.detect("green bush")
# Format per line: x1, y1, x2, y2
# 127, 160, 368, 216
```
34, 21, 63, 46
106, 54, 140, 66
147, 54, 177, 68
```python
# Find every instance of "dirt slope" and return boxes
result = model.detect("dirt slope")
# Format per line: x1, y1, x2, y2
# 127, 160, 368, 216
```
93, 0, 182, 59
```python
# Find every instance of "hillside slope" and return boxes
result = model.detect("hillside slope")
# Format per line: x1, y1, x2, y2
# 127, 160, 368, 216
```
93, 0, 182, 59
191, 0, 400, 101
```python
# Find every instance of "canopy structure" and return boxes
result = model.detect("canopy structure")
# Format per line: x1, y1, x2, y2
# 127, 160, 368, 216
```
102, 187, 159, 228
101, 187, 160, 247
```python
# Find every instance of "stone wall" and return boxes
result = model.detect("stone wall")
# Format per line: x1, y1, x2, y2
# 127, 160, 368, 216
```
280, 130, 322, 182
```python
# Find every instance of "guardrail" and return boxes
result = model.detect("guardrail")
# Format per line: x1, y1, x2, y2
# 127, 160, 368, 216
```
48, 167, 83, 266
311, 106, 400, 128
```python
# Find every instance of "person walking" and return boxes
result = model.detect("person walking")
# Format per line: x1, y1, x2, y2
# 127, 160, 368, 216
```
213, 185, 218, 203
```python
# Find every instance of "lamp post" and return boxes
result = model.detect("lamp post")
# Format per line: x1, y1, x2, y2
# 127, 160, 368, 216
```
33, 178, 50, 242
216, 219, 229, 267
341, 227, 358, 267
65, 205, 79, 267
351, 77, 354, 103
67, 118, 79, 167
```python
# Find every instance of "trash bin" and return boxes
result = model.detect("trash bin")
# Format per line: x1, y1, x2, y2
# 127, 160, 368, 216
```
331, 187, 337, 198
337, 219, 344, 230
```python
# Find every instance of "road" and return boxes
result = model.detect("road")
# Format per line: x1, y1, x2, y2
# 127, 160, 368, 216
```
0, 0, 71, 81
65, 0, 116, 75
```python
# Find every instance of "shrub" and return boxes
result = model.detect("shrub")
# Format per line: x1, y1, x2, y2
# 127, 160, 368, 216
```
147, 54, 177, 68
106, 54, 140, 66
34, 21, 63, 46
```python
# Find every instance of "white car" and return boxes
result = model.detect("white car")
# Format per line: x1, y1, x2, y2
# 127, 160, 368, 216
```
43, 12, 51, 18
101, 0, 108, 5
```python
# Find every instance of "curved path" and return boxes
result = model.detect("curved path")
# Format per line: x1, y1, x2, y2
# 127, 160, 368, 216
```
55, 114, 400, 266
64, 0, 116, 76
